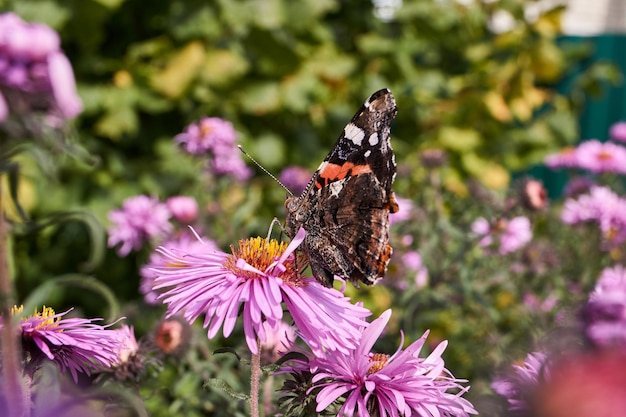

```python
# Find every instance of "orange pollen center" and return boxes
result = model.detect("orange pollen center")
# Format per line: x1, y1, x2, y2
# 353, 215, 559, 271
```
223, 237, 303, 285
199, 123, 213, 137
14, 305, 60, 330
367, 353, 390, 375
597, 151, 612, 161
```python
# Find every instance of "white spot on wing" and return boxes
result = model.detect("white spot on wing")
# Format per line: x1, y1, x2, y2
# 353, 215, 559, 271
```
364, 150, 371, 158
344, 123, 365, 146
368, 133, 379, 146
317, 161, 328, 171
329, 179, 345, 197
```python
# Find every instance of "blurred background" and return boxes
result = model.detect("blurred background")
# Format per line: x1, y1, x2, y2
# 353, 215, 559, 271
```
3, 0, 626, 416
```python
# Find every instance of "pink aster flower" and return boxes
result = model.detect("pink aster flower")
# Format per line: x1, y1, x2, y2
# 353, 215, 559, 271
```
561, 186, 626, 249
2, 306, 125, 382
609, 121, 626, 143
107, 195, 172, 256
471, 217, 532, 255
140, 232, 218, 304
492, 351, 549, 416
402, 250, 429, 288
174, 117, 252, 181
294, 310, 476, 416
152, 228, 370, 355
574, 140, 626, 174
544, 147, 577, 169
582, 265, 626, 349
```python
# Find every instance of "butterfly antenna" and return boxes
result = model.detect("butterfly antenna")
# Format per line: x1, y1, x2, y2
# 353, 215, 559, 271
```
238, 145, 293, 196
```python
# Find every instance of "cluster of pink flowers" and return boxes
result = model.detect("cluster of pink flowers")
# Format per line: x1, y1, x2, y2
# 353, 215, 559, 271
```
471, 216, 533, 255
582, 265, 626, 348
0, 13, 82, 121
174, 117, 252, 181
149, 228, 477, 415
561, 186, 626, 249
493, 263, 626, 417
107, 195, 199, 256
545, 122, 626, 174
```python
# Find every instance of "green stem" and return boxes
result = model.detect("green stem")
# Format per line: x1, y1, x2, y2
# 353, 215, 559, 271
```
0, 176, 27, 416
250, 347, 261, 417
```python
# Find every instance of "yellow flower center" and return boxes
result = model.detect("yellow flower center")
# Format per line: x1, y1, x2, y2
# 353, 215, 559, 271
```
367, 353, 390, 375
223, 237, 304, 285
13, 305, 60, 330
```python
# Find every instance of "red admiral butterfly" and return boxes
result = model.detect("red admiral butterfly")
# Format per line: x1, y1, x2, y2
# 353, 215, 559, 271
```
285, 89, 399, 287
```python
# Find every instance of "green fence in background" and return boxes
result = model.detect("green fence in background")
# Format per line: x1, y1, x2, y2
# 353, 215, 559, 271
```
530, 34, 626, 197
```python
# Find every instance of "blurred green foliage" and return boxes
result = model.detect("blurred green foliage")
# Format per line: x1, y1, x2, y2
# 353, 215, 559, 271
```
2, 0, 623, 415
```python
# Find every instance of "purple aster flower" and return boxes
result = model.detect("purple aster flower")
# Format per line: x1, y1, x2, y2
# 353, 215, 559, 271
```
582, 265, 626, 349
574, 140, 626, 174
152, 228, 370, 355
174, 117, 252, 180
609, 121, 626, 143
471, 217, 532, 255
140, 232, 218, 304
561, 186, 626, 249
492, 352, 549, 416
166, 195, 199, 223
278, 166, 313, 196
0, 13, 82, 121
290, 310, 476, 416
107, 195, 172, 256
2, 306, 125, 382
175, 117, 237, 154
544, 147, 577, 169
47, 51, 83, 119
402, 250, 429, 288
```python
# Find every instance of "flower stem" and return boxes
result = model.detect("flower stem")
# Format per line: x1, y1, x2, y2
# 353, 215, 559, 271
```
250, 347, 261, 417
0, 176, 27, 416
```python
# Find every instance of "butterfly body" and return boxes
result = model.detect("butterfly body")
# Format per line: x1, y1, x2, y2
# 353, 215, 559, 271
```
285, 89, 398, 287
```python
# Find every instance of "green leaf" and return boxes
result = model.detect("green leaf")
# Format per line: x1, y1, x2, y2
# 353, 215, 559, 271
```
204, 378, 250, 401
437, 126, 482, 152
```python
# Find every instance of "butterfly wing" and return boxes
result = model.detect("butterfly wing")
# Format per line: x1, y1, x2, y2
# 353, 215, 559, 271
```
285, 89, 398, 287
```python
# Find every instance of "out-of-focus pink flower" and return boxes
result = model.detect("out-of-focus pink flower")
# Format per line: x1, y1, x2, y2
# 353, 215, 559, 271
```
0, 13, 82, 121
278, 166, 312, 196
582, 265, 626, 349
561, 186, 626, 249
609, 121, 626, 143
492, 352, 549, 415
471, 217, 532, 255
107, 195, 172, 256
0, 91, 7, 122
152, 228, 370, 355
166, 196, 199, 223
575, 140, 626, 174
544, 147, 577, 169
174, 117, 252, 180
285, 310, 477, 416
47, 52, 82, 119
259, 320, 296, 363
402, 250, 429, 288
389, 196, 414, 225
520, 179, 548, 210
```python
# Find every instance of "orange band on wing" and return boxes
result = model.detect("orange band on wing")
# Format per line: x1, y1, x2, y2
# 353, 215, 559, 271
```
315, 162, 372, 189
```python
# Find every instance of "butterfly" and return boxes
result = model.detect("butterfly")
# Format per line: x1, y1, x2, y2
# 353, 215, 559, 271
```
285, 89, 398, 287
